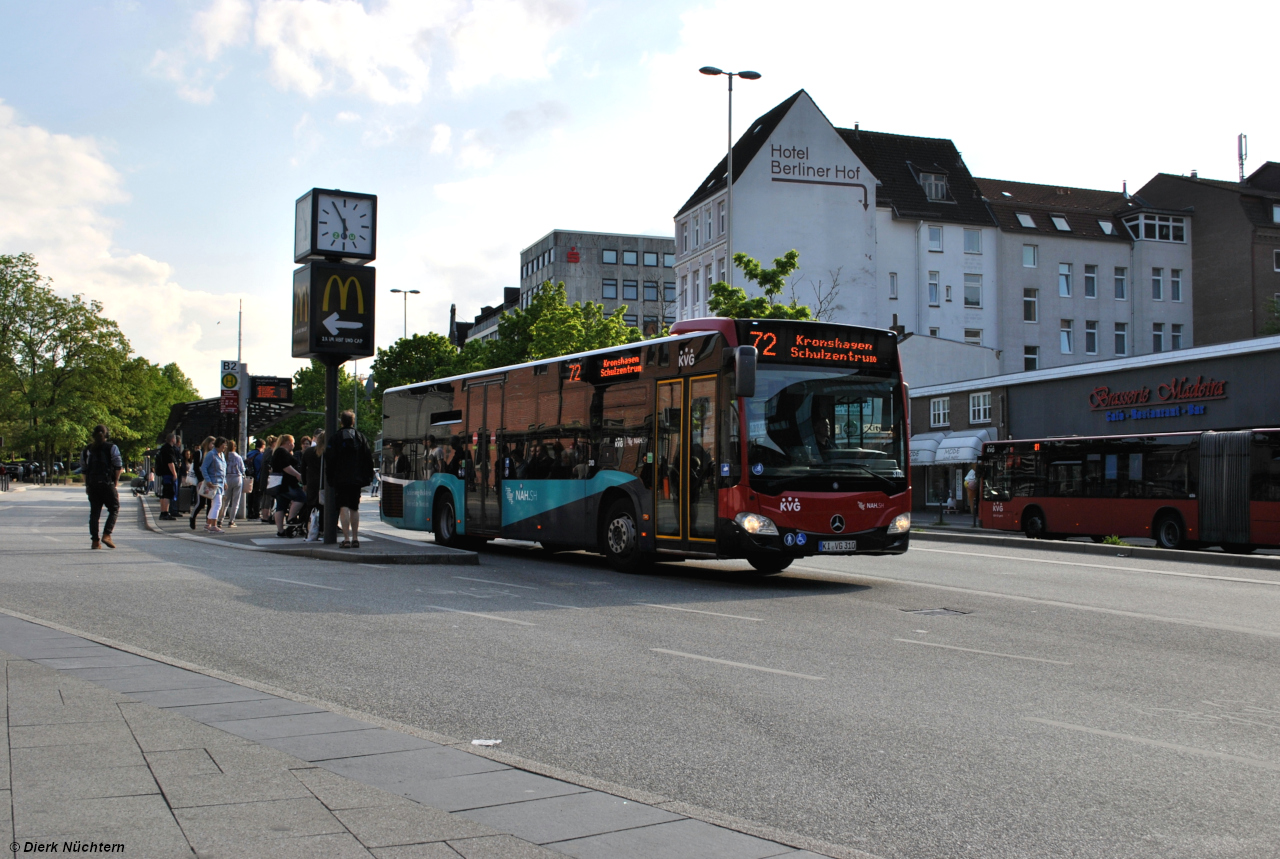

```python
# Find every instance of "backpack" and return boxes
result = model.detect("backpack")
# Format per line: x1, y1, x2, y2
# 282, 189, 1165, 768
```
330, 429, 375, 486
85, 443, 114, 485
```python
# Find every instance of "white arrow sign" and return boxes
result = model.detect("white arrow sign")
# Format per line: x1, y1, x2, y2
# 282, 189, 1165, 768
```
322, 312, 364, 336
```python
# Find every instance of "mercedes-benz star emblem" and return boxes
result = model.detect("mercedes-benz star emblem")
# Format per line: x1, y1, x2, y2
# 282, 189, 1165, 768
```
831, 515, 845, 533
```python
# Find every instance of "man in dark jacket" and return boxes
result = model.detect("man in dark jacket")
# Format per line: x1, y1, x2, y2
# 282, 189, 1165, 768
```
81, 424, 123, 549
155, 432, 180, 520
326, 410, 373, 548
244, 438, 266, 519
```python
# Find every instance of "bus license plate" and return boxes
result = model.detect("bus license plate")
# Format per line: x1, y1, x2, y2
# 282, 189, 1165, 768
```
819, 540, 856, 553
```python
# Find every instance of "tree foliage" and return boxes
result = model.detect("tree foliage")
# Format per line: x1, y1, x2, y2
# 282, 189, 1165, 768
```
708, 250, 812, 320
0, 253, 200, 468
267, 360, 379, 442
1261, 296, 1280, 337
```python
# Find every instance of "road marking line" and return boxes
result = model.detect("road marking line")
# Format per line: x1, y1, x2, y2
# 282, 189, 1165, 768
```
265, 577, 344, 591
424, 605, 536, 626
913, 547, 1280, 587
360, 564, 388, 569
895, 639, 1072, 665
1025, 717, 1280, 772
534, 601, 585, 610
651, 648, 822, 680
790, 566, 1280, 640
454, 576, 538, 590
636, 603, 762, 622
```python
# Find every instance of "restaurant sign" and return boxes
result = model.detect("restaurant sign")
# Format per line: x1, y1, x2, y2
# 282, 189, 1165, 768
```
1090, 375, 1227, 423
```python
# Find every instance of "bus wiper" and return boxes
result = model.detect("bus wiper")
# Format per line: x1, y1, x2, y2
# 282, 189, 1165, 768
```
837, 464, 901, 494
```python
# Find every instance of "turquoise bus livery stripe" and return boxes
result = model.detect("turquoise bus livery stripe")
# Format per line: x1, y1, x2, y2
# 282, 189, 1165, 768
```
500, 472, 640, 525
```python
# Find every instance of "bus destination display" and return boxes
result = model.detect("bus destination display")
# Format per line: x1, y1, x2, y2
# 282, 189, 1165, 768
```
737, 321, 896, 369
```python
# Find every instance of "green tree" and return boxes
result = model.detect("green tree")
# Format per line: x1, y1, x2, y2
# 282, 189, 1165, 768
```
110, 359, 199, 461
266, 360, 378, 442
1261, 296, 1280, 337
707, 250, 812, 320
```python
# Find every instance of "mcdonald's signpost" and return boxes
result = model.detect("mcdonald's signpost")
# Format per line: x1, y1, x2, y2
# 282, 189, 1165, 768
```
293, 188, 378, 543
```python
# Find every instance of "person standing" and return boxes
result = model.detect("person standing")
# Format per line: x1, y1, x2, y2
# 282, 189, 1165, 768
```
81, 425, 122, 549
327, 410, 374, 549
244, 438, 265, 519
188, 437, 216, 530
219, 440, 245, 529
201, 438, 228, 533
300, 431, 325, 541
271, 434, 305, 537
155, 432, 180, 520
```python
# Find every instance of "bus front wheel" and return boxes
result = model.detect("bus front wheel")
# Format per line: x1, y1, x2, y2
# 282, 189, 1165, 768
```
601, 498, 647, 573
433, 494, 467, 549
1022, 509, 1047, 540
1154, 515, 1185, 550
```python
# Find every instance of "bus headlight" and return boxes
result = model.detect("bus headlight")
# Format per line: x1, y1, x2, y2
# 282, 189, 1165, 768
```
735, 512, 778, 536
887, 513, 911, 534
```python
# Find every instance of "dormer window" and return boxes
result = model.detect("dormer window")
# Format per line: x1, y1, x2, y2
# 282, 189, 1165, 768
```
1051, 215, 1071, 232
920, 173, 948, 201
1098, 221, 1115, 235
1122, 214, 1186, 242
1016, 212, 1036, 228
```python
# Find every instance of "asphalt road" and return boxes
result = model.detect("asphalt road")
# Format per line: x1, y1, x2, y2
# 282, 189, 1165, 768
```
2, 487, 1278, 859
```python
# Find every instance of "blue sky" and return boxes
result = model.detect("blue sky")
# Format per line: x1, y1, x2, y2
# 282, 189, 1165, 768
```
0, 0, 1272, 396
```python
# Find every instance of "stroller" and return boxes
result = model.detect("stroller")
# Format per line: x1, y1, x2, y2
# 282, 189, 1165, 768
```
130, 476, 150, 497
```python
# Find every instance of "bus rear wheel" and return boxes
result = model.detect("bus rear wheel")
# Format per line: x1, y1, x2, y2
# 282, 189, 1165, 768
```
747, 555, 793, 574
433, 494, 467, 550
1022, 509, 1047, 540
1153, 514, 1185, 550
601, 498, 647, 573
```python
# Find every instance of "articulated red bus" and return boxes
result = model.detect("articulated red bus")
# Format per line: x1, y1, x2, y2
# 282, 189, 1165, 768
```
379, 318, 912, 572
979, 429, 1280, 553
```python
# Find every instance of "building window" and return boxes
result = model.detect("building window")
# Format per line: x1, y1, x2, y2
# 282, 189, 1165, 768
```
889, 272, 898, 299
1059, 263, 1072, 297
705, 209, 712, 242
602, 249, 617, 265
1051, 215, 1071, 232
602, 278, 617, 299
1114, 322, 1128, 356
622, 250, 637, 266
1114, 267, 1127, 300
930, 397, 950, 428
1274, 203, 1280, 223
929, 327, 939, 337
717, 257, 726, 284
1172, 323, 1183, 350
643, 251, 658, 267
921, 173, 948, 201
1171, 269, 1182, 301
623, 314, 637, 328
945, 283, 952, 302
1024, 288, 1038, 322
1152, 322, 1164, 353
680, 223, 688, 253
1023, 244, 1038, 267
1060, 319, 1073, 354
1151, 267, 1163, 300
643, 316, 660, 336
1123, 214, 1186, 242
964, 274, 982, 308
679, 276, 688, 311
718, 200, 726, 234
964, 328, 982, 345
1016, 213, 1037, 229
705, 265, 713, 297
623, 281, 638, 301
644, 282, 658, 301
964, 229, 981, 254
663, 253, 675, 268
1024, 346, 1039, 371
692, 269, 700, 304
664, 282, 675, 302
693, 217, 700, 248
664, 315, 676, 327
1084, 264, 1097, 298
1085, 320, 1098, 355
928, 225, 943, 251
928, 271, 940, 305
969, 392, 992, 424
1098, 220, 1116, 235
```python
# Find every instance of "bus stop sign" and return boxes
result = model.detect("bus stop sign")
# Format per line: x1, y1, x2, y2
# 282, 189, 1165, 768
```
292, 262, 377, 359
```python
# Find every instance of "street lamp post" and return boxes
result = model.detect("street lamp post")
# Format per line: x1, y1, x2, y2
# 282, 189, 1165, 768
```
699, 66, 761, 288
389, 288, 420, 340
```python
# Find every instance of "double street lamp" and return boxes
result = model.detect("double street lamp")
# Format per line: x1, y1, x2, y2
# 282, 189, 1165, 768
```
389, 288, 420, 340
699, 66, 761, 288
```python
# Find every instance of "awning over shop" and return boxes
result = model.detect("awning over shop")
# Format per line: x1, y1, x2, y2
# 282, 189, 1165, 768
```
933, 428, 996, 464
909, 431, 948, 466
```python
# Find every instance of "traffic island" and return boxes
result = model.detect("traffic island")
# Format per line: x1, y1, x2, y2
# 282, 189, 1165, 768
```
139, 496, 478, 565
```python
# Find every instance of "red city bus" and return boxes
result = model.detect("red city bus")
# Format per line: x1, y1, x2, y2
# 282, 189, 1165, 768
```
979, 429, 1280, 553
379, 317, 912, 573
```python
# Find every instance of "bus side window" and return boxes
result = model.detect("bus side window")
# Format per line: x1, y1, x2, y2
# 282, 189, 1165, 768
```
1252, 439, 1280, 502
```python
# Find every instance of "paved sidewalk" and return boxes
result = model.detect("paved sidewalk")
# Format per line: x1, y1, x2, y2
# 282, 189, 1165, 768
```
143, 496, 477, 565
0, 613, 839, 859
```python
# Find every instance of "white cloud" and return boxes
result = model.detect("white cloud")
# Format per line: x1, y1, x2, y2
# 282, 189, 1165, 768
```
0, 101, 257, 397
445, 0, 578, 93
335, 110, 361, 122
429, 123, 452, 155
194, 0, 252, 60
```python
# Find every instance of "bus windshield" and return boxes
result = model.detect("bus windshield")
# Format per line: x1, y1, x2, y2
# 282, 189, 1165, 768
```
744, 366, 906, 495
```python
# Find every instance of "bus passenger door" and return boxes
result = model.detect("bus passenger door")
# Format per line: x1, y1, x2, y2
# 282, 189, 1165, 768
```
655, 379, 683, 546
687, 375, 718, 544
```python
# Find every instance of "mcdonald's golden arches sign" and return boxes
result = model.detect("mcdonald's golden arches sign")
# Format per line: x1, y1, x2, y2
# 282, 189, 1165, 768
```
293, 262, 377, 359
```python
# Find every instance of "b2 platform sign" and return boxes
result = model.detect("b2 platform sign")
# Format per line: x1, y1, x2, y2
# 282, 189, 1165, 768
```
292, 262, 376, 359
220, 360, 242, 414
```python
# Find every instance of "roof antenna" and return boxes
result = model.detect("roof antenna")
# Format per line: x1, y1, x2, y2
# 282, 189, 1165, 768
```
1238, 133, 1248, 183
1122, 180, 1128, 199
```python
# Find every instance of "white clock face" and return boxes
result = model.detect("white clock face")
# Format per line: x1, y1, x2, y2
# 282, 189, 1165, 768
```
316, 194, 374, 256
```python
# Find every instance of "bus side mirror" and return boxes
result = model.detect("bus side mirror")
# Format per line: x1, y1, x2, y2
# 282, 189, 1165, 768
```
734, 346, 757, 399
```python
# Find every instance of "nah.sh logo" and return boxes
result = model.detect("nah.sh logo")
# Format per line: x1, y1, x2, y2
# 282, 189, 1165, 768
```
857, 501, 884, 511
779, 497, 801, 512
